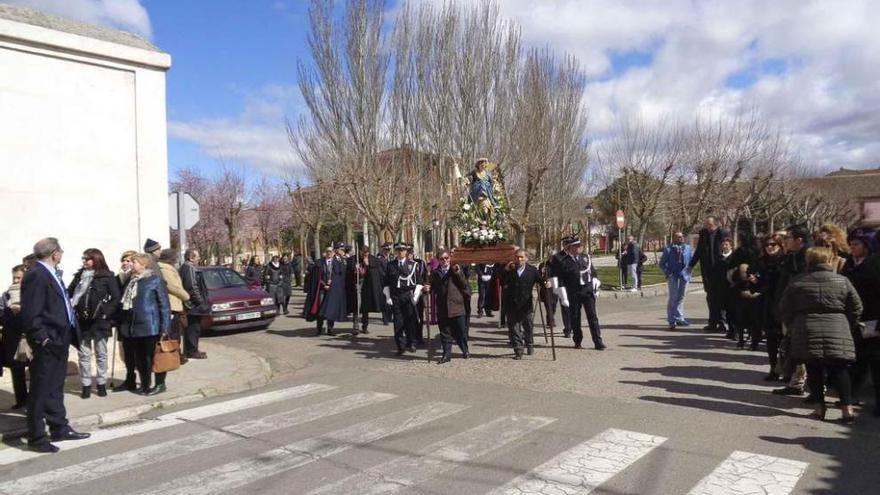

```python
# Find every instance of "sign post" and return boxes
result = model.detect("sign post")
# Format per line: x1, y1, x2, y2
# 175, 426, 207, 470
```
615, 209, 626, 290
169, 192, 200, 265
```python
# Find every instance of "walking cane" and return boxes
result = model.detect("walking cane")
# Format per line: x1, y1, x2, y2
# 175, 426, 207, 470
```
536, 293, 556, 361
109, 326, 118, 383
424, 292, 433, 362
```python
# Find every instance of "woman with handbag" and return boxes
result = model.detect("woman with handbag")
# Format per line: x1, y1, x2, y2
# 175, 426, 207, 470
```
120, 253, 170, 396
1, 264, 29, 409
67, 249, 121, 399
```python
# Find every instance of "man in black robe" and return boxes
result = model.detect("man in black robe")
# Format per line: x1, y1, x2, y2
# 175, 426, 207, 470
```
303, 247, 333, 334
356, 245, 386, 335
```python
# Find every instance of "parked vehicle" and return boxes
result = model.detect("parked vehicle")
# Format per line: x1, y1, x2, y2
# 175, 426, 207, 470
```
196, 266, 277, 331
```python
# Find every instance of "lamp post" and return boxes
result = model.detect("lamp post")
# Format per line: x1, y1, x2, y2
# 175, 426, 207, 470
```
584, 203, 594, 254
431, 205, 440, 253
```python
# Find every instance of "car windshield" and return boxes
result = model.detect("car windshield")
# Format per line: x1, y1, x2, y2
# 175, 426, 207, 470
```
200, 268, 248, 290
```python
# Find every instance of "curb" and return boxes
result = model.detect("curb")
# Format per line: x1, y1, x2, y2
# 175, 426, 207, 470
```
0, 355, 274, 441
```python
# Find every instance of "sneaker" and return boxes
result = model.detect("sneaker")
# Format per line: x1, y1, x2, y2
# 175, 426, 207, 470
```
675, 320, 690, 327
772, 386, 805, 396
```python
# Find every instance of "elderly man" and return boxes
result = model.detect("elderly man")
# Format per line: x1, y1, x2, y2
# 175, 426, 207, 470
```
660, 232, 694, 330
21, 238, 90, 453
502, 249, 543, 359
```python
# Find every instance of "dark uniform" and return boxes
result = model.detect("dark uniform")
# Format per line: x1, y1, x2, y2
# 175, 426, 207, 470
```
553, 236, 606, 350
501, 262, 542, 358
384, 244, 422, 355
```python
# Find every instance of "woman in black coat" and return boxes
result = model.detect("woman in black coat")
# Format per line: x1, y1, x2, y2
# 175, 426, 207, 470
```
67, 249, 121, 399
842, 228, 880, 415
755, 235, 785, 380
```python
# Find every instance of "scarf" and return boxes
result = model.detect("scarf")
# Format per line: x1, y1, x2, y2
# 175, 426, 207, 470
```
5, 282, 21, 308
71, 269, 95, 307
122, 270, 150, 310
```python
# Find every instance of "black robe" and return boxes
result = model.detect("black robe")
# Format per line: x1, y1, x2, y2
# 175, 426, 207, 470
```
319, 257, 348, 322
302, 262, 326, 322
359, 254, 386, 313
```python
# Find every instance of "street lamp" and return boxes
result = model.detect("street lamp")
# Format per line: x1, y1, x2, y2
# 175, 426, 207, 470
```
584, 203, 594, 253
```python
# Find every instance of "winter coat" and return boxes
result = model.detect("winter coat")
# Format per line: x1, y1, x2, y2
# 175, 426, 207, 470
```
179, 262, 208, 314
659, 243, 693, 281
318, 257, 348, 322
429, 266, 470, 319
780, 265, 863, 363
158, 262, 190, 313
501, 264, 542, 315
66, 269, 121, 339
122, 274, 171, 338
842, 254, 880, 360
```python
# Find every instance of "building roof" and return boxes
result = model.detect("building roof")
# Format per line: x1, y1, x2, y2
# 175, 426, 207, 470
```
0, 3, 162, 53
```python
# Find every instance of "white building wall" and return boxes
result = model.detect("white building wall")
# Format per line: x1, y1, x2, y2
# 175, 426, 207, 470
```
0, 16, 171, 282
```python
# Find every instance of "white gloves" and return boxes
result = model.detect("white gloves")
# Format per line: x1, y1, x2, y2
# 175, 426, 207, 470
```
591, 278, 601, 292
383, 286, 392, 306
558, 287, 569, 307
550, 277, 559, 290
480, 275, 492, 282
413, 284, 424, 304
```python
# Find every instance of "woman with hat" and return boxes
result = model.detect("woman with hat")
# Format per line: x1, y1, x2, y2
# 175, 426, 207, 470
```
842, 228, 880, 416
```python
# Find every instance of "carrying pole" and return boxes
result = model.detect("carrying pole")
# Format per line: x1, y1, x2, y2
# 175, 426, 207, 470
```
534, 291, 548, 344
424, 292, 433, 362
353, 242, 360, 334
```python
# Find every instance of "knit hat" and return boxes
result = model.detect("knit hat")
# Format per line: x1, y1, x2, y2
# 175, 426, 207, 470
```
143, 238, 161, 253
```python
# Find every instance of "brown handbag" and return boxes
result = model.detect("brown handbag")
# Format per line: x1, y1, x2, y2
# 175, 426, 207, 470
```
152, 335, 181, 373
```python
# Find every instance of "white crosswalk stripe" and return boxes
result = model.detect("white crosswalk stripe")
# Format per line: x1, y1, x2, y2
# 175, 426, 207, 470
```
0, 392, 395, 495
0, 382, 336, 466
686, 451, 808, 495
489, 428, 667, 495
307, 415, 556, 495
0, 384, 812, 495
133, 401, 469, 495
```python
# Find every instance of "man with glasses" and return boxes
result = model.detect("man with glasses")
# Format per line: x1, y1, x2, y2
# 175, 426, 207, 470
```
501, 250, 542, 359
21, 237, 90, 453
660, 232, 694, 330
425, 249, 470, 363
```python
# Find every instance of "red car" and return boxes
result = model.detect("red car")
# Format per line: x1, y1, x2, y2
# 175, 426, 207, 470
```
196, 266, 277, 331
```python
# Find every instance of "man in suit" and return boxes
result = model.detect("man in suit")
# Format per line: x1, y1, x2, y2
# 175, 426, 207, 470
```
551, 235, 606, 350
21, 237, 90, 453
687, 216, 730, 332
502, 250, 543, 359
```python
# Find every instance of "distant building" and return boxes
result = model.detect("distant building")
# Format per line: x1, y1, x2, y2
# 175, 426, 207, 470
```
0, 5, 171, 278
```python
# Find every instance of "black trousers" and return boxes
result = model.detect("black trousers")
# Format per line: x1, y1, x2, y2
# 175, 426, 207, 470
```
439, 315, 468, 355
703, 276, 725, 328
293, 270, 302, 287
806, 360, 852, 405
568, 288, 603, 347
120, 335, 137, 385
391, 291, 418, 350
506, 309, 534, 351
477, 280, 492, 314
27, 344, 70, 443
184, 312, 202, 355
9, 362, 28, 405
765, 326, 783, 371
130, 335, 160, 391
851, 348, 880, 404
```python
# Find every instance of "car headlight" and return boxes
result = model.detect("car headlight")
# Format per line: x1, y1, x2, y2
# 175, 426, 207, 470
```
260, 298, 275, 306
211, 302, 232, 312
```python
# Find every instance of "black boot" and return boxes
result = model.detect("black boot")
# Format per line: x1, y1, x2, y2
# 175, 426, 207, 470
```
315, 326, 323, 336
81, 386, 91, 399
437, 354, 452, 364
96, 384, 107, 397
512, 349, 523, 360
113, 378, 136, 393
526, 345, 534, 355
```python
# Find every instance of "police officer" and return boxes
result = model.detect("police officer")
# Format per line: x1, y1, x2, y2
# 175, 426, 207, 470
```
383, 243, 423, 355
551, 235, 606, 350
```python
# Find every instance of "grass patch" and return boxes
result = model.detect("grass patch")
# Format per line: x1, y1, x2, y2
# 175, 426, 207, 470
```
596, 262, 702, 289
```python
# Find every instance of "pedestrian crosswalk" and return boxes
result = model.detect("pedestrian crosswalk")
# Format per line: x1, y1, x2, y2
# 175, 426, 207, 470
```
0, 383, 810, 495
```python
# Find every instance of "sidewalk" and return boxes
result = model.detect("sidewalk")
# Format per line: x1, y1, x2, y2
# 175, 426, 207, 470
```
0, 340, 272, 439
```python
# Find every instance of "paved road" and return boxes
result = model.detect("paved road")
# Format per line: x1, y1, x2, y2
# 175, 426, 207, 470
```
0, 289, 877, 494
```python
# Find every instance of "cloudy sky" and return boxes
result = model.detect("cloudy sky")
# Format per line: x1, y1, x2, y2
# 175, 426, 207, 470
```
8, 0, 880, 177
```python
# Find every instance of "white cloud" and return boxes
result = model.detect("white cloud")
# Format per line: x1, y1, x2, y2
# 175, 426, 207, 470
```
168, 84, 303, 177
446, 0, 880, 170
6, 0, 153, 39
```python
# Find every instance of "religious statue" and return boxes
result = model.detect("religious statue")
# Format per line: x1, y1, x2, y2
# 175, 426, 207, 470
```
466, 158, 504, 224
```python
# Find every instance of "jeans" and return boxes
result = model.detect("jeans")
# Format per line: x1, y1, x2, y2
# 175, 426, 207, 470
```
666, 277, 688, 324
78, 333, 109, 387
627, 264, 638, 289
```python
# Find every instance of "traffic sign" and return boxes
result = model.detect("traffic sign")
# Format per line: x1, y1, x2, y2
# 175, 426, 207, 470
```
615, 210, 625, 229
169, 192, 200, 230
